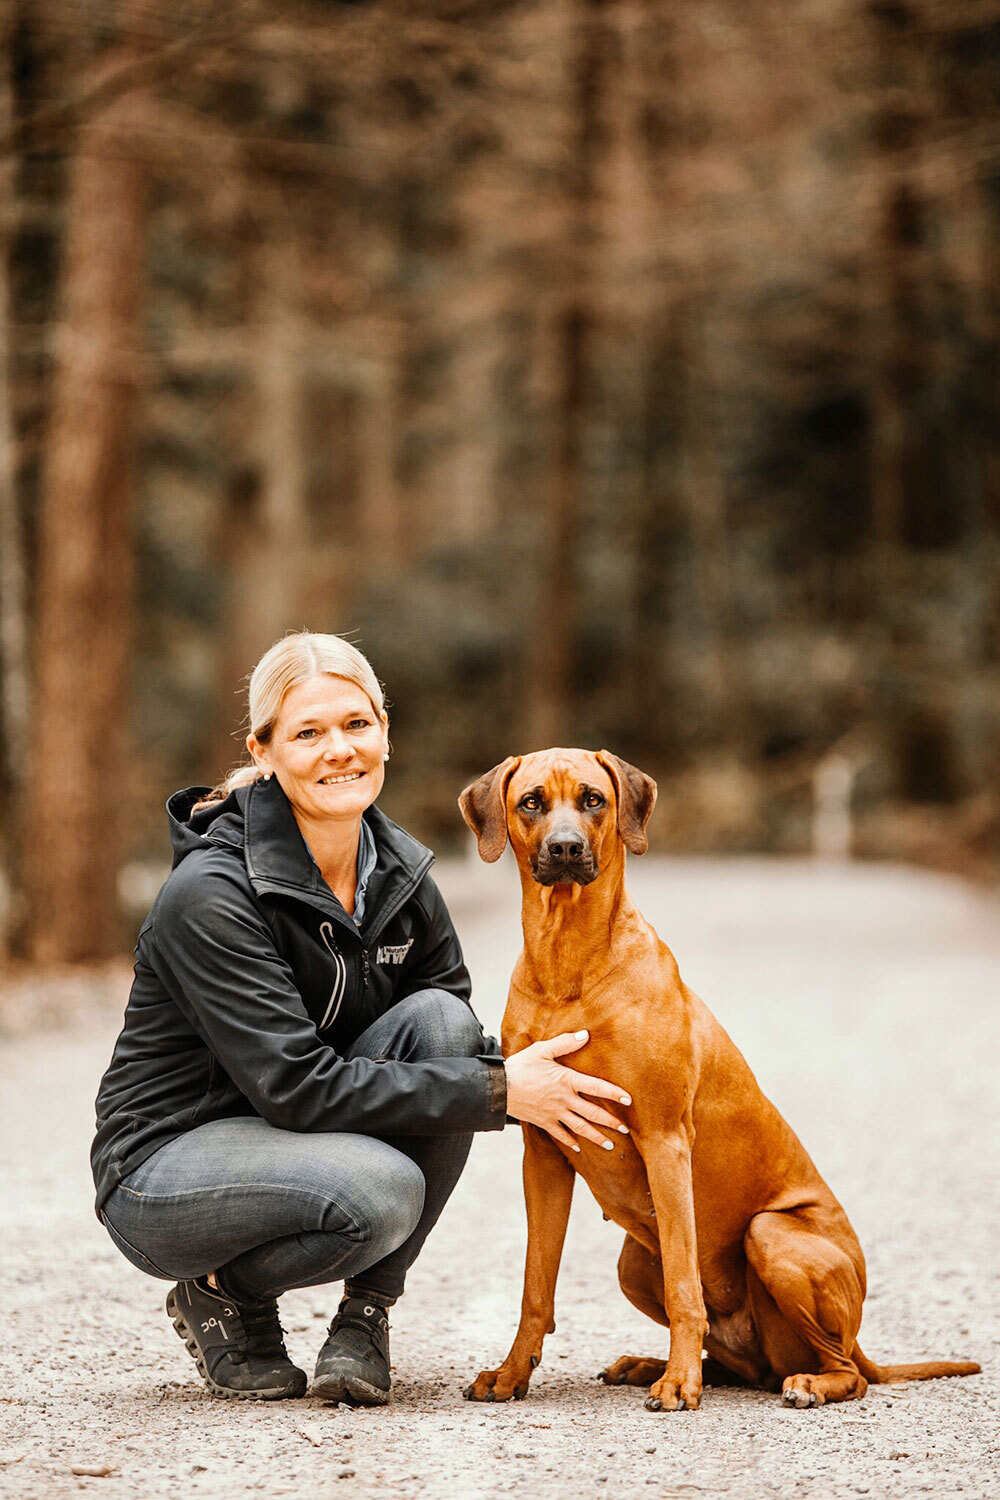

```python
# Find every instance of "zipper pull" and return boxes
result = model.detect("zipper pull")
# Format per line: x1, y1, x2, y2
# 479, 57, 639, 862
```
361, 948, 370, 987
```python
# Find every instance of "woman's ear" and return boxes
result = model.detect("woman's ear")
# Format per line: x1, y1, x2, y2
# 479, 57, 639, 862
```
246, 733, 270, 776
595, 751, 657, 854
458, 756, 522, 862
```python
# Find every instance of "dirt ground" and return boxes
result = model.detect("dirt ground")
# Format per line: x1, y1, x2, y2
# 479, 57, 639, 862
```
1, 855, 997, 1500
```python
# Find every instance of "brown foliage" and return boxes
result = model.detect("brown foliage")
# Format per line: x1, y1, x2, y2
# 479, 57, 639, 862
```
3, 0, 1000, 956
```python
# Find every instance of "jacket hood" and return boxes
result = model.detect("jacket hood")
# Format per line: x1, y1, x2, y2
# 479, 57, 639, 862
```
165, 779, 435, 930
166, 785, 247, 865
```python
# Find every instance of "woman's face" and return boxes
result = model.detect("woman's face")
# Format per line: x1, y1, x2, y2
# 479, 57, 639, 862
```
247, 674, 389, 829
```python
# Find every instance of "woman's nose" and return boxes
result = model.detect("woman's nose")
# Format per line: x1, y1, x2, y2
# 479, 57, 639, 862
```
321, 732, 352, 760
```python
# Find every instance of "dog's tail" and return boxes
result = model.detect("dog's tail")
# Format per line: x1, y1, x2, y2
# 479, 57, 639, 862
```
852, 1343, 980, 1384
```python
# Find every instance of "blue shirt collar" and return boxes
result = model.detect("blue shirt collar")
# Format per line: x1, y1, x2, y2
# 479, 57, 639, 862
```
352, 815, 378, 925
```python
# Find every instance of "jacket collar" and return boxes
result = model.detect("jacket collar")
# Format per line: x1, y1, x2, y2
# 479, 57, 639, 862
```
243, 774, 326, 894
243, 776, 434, 937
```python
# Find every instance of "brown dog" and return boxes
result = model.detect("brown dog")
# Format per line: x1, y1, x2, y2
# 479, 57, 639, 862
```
459, 748, 980, 1411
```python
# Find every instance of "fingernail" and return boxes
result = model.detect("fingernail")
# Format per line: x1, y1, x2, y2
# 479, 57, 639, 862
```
618, 1125, 629, 1134
602, 1140, 614, 1151
620, 1094, 631, 1106
574, 1030, 589, 1041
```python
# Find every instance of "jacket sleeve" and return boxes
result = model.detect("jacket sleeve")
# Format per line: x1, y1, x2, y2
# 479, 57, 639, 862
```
149, 867, 506, 1137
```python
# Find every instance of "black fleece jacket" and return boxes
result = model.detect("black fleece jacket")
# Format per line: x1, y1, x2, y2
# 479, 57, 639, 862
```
91, 778, 507, 1214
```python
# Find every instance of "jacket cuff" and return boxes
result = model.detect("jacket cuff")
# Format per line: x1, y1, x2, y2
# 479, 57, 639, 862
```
483, 1056, 507, 1124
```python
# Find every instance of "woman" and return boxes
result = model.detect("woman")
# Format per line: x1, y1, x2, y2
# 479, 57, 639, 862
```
92, 632, 628, 1406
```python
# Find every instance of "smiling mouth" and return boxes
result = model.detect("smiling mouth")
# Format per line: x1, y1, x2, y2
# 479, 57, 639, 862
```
318, 771, 364, 786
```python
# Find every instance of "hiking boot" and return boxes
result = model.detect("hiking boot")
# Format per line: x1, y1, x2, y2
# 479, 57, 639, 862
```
312, 1296, 391, 1406
166, 1278, 307, 1400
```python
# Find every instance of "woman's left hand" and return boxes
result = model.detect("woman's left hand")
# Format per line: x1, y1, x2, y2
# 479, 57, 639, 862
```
503, 1030, 631, 1152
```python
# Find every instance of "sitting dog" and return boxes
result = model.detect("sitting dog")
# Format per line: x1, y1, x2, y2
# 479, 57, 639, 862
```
459, 749, 980, 1410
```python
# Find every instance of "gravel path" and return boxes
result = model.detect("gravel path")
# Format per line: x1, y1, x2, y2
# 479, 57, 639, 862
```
1, 856, 997, 1499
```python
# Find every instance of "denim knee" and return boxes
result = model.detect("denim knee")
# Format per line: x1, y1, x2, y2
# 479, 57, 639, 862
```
397, 988, 486, 1060
366, 1153, 426, 1255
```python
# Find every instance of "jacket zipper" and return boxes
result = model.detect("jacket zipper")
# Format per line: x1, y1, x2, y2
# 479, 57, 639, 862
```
251, 851, 434, 977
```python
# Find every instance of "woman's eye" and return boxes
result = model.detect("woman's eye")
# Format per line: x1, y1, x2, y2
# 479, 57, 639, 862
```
349, 719, 372, 730
297, 728, 317, 739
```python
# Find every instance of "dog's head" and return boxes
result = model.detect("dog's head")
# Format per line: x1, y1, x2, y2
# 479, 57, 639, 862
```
458, 748, 657, 885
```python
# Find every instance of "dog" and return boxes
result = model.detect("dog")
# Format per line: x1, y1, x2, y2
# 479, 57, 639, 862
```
458, 748, 980, 1410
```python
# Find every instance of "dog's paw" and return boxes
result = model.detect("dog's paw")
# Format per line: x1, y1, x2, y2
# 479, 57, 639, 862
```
781, 1377, 823, 1409
463, 1365, 531, 1403
646, 1371, 701, 1412
598, 1356, 667, 1387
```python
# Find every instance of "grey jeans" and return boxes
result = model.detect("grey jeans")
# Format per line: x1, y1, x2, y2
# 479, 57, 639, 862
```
100, 989, 484, 1306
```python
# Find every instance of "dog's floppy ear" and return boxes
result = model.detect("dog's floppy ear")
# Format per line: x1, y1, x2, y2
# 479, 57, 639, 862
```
459, 756, 522, 862
596, 751, 657, 855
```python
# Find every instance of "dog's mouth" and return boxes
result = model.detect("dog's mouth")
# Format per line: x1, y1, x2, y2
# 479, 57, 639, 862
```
530, 855, 599, 887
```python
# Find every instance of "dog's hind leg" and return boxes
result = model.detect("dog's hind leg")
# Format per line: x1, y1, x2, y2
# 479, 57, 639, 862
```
744, 1208, 868, 1408
598, 1235, 669, 1387
601, 1235, 765, 1389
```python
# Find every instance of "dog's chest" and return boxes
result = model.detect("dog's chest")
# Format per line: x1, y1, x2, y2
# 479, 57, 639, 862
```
569, 1141, 660, 1253
501, 982, 622, 1057
503, 977, 668, 1252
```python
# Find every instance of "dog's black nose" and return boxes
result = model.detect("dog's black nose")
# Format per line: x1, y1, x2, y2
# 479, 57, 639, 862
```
543, 830, 585, 861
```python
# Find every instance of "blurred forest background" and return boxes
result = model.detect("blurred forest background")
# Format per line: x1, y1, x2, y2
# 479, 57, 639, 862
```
1, 0, 999, 964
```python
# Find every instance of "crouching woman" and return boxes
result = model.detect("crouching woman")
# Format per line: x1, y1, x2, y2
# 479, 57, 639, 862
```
92, 632, 625, 1405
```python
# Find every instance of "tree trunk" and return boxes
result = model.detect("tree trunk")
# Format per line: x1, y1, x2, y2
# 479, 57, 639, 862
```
524, 0, 612, 748
208, 228, 311, 773
23, 61, 146, 962
0, 2, 28, 951
866, 7, 928, 562
358, 371, 400, 569
526, 303, 587, 749
675, 295, 741, 735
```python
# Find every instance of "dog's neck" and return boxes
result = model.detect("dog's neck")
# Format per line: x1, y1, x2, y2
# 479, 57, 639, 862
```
517, 844, 645, 1000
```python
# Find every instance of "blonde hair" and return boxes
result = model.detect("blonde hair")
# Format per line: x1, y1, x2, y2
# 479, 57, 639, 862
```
192, 632, 386, 813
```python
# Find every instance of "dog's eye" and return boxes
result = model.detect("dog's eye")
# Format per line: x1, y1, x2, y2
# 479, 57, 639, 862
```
519, 795, 541, 812
584, 792, 605, 808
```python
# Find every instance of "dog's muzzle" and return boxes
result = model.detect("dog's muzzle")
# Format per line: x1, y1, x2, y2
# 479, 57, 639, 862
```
532, 827, 598, 886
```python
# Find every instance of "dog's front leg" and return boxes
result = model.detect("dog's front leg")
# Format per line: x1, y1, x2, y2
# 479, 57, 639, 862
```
641, 1129, 707, 1412
464, 1125, 575, 1402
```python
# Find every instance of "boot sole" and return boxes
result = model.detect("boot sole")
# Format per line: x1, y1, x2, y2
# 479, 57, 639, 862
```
166, 1289, 307, 1401
312, 1369, 391, 1407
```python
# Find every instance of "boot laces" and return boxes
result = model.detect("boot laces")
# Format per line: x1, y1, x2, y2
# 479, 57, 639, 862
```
240, 1300, 288, 1359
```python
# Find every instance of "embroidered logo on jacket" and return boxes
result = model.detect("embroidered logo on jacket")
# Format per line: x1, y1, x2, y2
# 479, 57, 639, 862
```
376, 938, 414, 965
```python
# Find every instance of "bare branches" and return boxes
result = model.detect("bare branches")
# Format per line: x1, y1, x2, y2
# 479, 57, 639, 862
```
0, 0, 267, 157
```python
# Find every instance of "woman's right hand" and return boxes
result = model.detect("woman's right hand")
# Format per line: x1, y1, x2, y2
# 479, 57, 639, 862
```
503, 1030, 631, 1153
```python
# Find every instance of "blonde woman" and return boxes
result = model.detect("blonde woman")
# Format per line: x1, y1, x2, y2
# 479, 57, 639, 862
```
92, 632, 627, 1405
